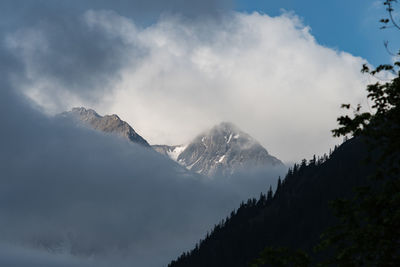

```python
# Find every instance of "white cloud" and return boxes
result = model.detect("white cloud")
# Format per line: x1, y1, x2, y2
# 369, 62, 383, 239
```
10, 10, 371, 162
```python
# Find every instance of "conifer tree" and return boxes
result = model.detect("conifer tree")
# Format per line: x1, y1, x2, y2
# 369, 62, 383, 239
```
275, 177, 282, 197
267, 185, 273, 202
309, 155, 316, 166
300, 159, 307, 169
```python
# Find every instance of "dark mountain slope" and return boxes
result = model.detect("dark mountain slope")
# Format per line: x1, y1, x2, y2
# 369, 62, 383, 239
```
169, 138, 376, 267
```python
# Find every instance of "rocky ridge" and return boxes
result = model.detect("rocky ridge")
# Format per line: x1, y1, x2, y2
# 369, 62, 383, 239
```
64, 107, 150, 147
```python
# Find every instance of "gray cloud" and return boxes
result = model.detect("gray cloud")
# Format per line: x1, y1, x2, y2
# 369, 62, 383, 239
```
1, 0, 233, 109
0, 0, 232, 30
5, 10, 141, 108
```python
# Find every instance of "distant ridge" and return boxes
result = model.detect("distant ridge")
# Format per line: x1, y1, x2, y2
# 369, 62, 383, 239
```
63, 107, 150, 147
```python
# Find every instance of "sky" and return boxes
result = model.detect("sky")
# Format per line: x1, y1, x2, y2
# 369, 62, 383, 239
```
0, 1, 398, 265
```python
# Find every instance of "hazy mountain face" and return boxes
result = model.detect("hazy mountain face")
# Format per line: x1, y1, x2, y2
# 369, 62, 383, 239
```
154, 122, 284, 177
64, 107, 150, 147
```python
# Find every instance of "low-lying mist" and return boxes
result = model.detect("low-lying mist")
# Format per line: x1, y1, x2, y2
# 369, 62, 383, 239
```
0, 83, 285, 266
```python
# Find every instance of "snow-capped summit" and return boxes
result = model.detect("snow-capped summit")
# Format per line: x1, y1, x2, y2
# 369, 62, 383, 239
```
153, 122, 284, 177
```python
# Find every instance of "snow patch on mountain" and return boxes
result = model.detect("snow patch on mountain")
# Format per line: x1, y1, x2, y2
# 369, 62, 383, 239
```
167, 145, 187, 161
217, 155, 226, 163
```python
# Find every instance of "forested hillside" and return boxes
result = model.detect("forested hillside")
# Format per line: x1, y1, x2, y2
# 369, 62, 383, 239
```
169, 137, 375, 267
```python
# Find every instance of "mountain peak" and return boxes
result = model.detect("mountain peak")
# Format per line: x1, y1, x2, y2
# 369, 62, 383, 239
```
65, 107, 150, 147
214, 121, 239, 131
153, 122, 284, 177
209, 122, 245, 139
71, 107, 100, 118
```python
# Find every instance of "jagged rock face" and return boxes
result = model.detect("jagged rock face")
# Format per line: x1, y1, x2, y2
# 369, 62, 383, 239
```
158, 122, 284, 177
65, 107, 150, 147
